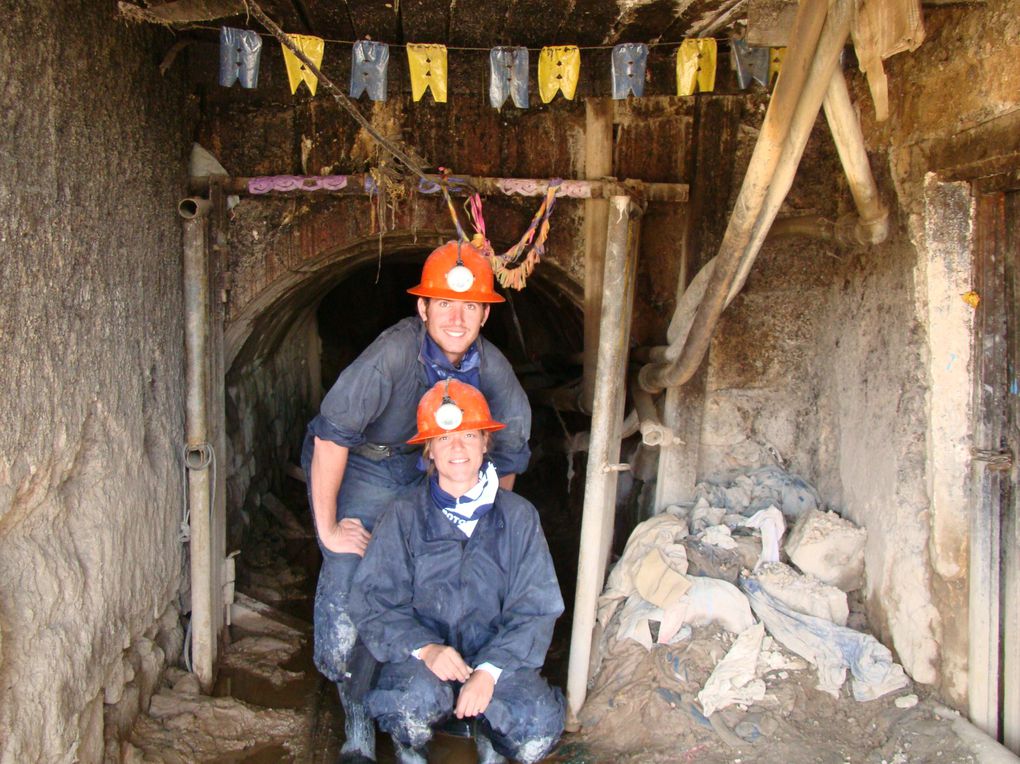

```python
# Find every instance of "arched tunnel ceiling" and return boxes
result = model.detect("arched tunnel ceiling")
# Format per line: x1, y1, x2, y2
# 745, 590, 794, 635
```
132, 0, 756, 47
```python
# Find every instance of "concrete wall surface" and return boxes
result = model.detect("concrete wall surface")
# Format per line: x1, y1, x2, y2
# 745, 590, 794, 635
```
0, 2, 191, 760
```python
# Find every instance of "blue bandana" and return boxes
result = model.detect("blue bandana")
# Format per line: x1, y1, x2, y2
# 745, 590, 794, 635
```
420, 331, 482, 389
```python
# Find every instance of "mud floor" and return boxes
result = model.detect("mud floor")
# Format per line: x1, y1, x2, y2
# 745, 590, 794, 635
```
123, 472, 1000, 763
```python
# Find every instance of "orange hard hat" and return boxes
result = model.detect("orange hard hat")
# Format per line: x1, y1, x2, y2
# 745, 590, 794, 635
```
407, 379, 506, 445
407, 241, 505, 304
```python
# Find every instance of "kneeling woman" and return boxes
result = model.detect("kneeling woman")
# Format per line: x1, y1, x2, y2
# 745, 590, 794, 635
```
348, 380, 565, 764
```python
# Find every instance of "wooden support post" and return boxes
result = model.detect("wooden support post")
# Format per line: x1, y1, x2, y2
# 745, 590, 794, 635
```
968, 192, 1008, 740
566, 196, 640, 726
581, 98, 614, 412
655, 97, 742, 510
1004, 190, 1020, 755
208, 182, 230, 644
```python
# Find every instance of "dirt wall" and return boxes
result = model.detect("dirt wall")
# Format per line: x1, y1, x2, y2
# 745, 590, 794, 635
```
0, 3, 191, 760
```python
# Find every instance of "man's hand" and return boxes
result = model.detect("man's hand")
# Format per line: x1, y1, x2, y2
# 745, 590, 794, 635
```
320, 517, 371, 556
418, 644, 471, 682
455, 670, 495, 718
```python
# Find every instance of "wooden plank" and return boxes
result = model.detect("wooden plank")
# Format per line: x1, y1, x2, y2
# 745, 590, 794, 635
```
581, 98, 614, 412
1003, 189, 1020, 755
968, 191, 1008, 740
655, 96, 741, 510
566, 197, 640, 726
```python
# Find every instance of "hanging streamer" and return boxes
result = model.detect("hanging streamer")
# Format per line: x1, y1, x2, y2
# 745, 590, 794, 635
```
538, 46, 580, 103
730, 39, 770, 89
676, 39, 717, 96
407, 44, 448, 103
489, 47, 529, 109
350, 40, 389, 101
487, 180, 562, 290
611, 43, 648, 99
219, 27, 263, 88
281, 34, 325, 94
768, 47, 786, 87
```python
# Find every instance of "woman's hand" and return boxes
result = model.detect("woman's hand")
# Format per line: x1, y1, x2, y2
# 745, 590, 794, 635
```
455, 670, 495, 718
418, 644, 471, 682
320, 517, 370, 556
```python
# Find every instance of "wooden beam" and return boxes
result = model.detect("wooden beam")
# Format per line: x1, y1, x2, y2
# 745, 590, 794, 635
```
581, 98, 615, 412
190, 173, 690, 201
566, 196, 641, 727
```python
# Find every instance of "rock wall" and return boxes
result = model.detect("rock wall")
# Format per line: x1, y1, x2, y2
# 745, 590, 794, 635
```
0, 3, 191, 760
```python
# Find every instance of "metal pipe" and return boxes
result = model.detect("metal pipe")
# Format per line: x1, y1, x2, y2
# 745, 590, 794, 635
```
182, 198, 215, 692
179, 197, 212, 219
638, 0, 850, 394
822, 69, 890, 246
630, 375, 680, 447
566, 197, 639, 727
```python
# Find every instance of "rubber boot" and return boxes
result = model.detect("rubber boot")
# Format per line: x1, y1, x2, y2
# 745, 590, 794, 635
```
476, 732, 509, 764
392, 739, 428, 764
338, 684, 376, 762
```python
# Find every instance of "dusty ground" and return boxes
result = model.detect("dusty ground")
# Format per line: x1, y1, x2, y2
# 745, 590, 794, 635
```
123, 480, 998, 763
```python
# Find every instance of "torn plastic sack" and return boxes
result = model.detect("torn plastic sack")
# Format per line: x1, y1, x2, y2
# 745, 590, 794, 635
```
407, 44, 448, 103
611, 43, 648, 99
634, 544, 691, 608
741, 576, 908, 701
743, 506, 785, 566
659, 576, 755, 642
597, 511, 689, 627
350, 40, 389, 101
676, 38, 717, 96
730, 39, 769, 89
754, 562, 848, 626
698, 622, 767, 716
537, 45, 580, 103
785, 509, 867, 592
490, 47, 529, 109
219, 27, 262, 89
281, 34, 324, 95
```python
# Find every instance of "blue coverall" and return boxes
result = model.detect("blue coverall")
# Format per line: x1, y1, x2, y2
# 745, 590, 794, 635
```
301, 316, 532, 682
348, 486, 566, 764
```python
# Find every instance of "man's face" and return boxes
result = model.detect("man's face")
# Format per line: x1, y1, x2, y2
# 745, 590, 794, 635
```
418, 297, 490, 364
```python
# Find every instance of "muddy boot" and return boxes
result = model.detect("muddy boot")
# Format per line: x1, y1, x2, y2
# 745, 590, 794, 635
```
476, 732, 508, 764
392, 740, 428, 764
338, 684, 376, 762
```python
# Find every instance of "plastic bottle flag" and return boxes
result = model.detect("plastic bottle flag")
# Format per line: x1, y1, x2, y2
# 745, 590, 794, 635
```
538, 46, 580, 103
281, 34, 325, 95
612, 43, 648, 99
730, 39, 769, 89
676, 39, 717, 96
490, 47, 529, 109
350, 40, 390, 101
407, 44, 448, 103
219, 27, 263, 88
769, 47, 786, 87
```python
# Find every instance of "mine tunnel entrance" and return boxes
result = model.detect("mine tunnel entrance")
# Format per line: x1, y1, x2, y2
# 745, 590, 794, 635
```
222, 247, 589, 759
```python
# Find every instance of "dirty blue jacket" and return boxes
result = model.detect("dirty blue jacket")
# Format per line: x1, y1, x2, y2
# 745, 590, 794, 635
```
348, 486, 564, 673
307, 316, 531, 478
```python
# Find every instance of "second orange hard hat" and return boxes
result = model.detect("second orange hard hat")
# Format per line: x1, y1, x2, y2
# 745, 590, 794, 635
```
407, 379, 506, 444
407, 240, 506, 304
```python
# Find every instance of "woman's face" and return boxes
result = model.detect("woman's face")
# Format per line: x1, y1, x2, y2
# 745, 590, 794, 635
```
429, 429, 486, 495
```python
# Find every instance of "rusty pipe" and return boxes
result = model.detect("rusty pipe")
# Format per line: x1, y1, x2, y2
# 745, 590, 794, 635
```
179, 197, 212, 219
639, 0, 852, 394
823, 69, 889, 246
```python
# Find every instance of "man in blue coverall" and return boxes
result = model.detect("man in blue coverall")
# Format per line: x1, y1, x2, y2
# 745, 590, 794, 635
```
302, 240, 532, 763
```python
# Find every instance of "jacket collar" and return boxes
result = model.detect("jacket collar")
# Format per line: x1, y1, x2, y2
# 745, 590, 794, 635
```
417, 484, 505, 542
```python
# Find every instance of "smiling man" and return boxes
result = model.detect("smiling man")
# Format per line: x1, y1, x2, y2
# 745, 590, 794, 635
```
301, 241, 531, 764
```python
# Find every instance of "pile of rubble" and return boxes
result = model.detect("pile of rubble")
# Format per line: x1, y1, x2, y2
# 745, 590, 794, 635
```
577, 467, 942, 762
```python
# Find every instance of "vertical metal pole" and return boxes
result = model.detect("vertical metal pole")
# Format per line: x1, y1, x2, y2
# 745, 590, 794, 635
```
181, 197, 216, 692
566, 196, 639, 726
